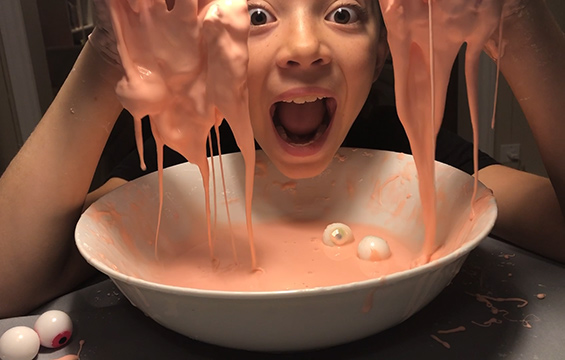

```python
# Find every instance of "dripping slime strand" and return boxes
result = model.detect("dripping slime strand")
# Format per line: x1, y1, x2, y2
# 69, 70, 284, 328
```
214, 123, 239, 264
491, 11, 505, 130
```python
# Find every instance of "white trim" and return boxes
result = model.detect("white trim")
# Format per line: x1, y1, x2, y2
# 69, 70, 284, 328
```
0, 0, 42, 142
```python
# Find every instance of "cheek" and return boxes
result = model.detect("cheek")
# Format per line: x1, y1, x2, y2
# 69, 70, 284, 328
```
348, 44, 378, 89
340, 33, 379, 80
339, 41, 378, 117
246, 78, 267, 133
246, 41, 270, 90
248, 104, 268, 146
247, 52, 273, 144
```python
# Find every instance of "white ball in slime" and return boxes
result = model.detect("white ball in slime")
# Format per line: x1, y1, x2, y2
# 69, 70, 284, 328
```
322, 223, 354, 246
357, 236, 392, 261
34, 310, 73, 348
0, 326, 40, 360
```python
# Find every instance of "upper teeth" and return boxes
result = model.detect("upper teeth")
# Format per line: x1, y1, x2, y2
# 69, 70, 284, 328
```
283, 96, 325, 104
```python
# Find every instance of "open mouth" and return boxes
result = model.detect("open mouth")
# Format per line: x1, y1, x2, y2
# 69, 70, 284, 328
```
270, 96, 337, 146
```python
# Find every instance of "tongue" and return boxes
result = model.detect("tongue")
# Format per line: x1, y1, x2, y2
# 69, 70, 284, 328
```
277, 100, 326, 136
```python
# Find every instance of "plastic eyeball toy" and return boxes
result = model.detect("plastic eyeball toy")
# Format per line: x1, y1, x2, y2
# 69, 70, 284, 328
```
357, 235, 392, 261
322, 223, 355, 247
0, 326, 40, 360
34, 310, 73, 348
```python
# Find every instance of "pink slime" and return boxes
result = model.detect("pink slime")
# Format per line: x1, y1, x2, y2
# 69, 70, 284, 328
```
106, 0, 506, 268
107, 0, 257, 266
379, 0, 504, 259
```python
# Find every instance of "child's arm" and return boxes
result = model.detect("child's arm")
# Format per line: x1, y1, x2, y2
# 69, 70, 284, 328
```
478, 0, 565, 261
0, 42, 124, 318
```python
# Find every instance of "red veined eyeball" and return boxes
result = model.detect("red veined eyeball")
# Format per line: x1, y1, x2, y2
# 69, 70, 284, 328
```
0, 326, 40, 360
33, 310, 73, 348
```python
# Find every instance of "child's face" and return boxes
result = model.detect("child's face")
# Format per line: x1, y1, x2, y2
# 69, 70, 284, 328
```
247, 0, 386, 178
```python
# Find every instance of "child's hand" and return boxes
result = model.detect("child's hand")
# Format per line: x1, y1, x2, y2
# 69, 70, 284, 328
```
500, 0, 528, 19
106, 0, 256, 264
379, 0, 507, 51
484, 0, 529, 60
88, 0, 120, 67
106, 0, 253, 167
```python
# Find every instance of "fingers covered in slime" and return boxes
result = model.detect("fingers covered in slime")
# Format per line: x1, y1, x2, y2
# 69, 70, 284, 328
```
107, 0, 257, 265
379, 0, 504, 259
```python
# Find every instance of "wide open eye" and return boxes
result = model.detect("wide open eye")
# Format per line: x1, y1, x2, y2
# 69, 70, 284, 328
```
325, 6, 363, 25
34, 310, 73, 349
249, 6, 276, 26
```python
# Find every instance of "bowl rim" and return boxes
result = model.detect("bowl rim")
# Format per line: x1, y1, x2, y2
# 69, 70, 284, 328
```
75, 148, 498, 300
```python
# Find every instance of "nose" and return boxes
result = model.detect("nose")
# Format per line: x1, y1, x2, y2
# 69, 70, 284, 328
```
276, 18, 331, 69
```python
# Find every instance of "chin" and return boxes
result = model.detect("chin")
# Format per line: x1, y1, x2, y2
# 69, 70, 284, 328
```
262, 142, 338, 180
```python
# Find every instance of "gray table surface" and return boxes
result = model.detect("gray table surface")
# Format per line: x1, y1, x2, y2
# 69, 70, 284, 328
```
1, 236, 564, 360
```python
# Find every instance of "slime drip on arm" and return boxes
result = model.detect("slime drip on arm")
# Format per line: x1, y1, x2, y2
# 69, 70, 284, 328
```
107, 0, 257, 267
378, 0, 504, 259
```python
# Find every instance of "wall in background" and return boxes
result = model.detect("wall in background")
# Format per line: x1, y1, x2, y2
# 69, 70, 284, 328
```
0, 0, 52, 174
0, 34, 20, 174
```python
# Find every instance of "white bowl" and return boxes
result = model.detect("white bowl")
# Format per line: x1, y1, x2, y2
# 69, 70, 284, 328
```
75, 148, 497, 351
